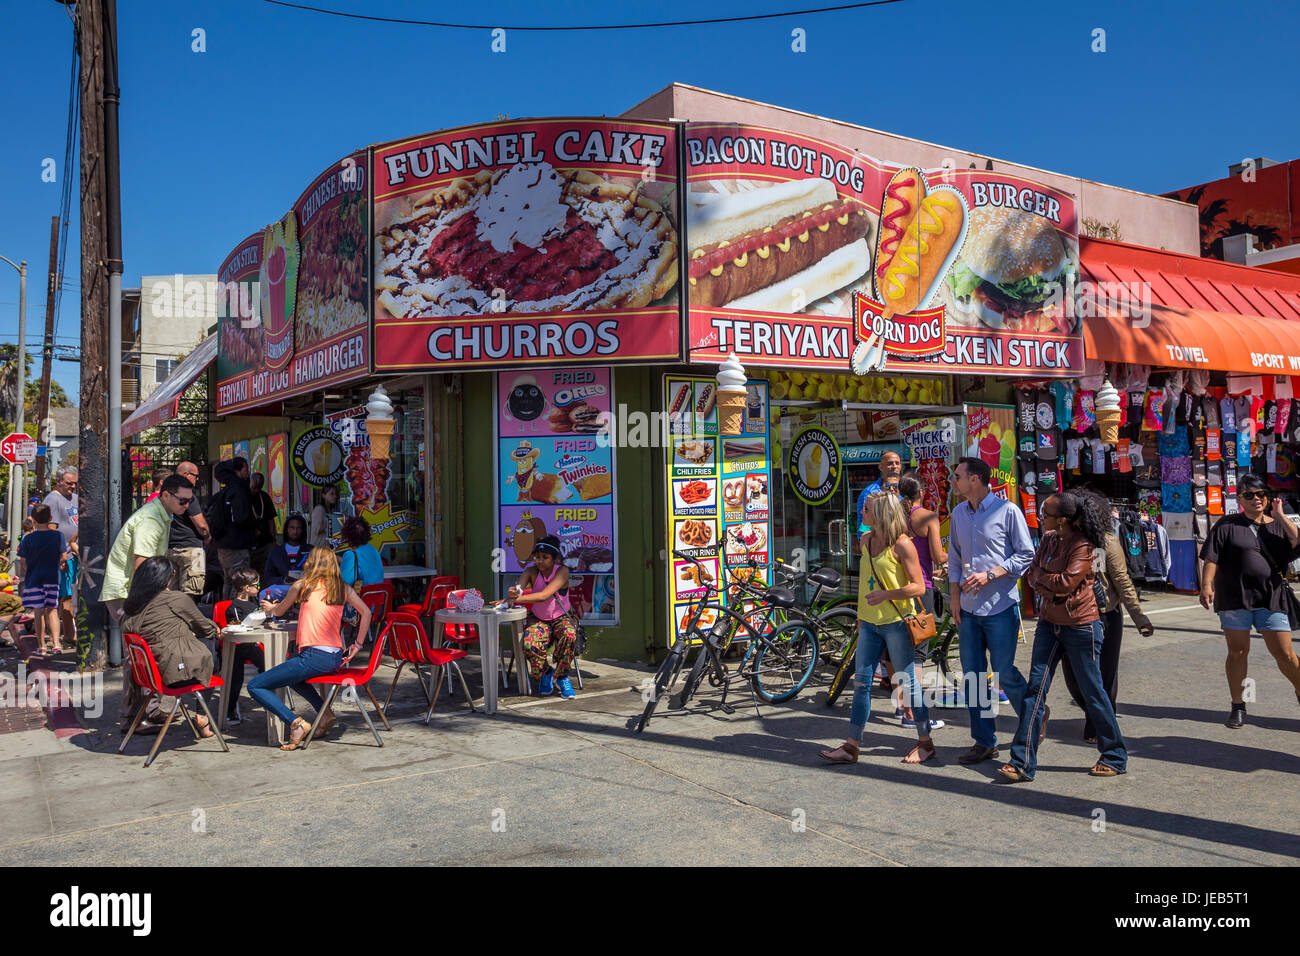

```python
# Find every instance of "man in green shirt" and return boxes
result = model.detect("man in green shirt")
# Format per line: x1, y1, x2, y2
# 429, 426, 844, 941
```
101, 474, 195, 621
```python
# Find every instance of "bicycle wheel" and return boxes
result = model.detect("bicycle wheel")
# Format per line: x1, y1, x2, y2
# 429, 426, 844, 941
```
751, 621, 819, 704
825, 633, 857, 707
677, 639, 712, 707
813, 607, 858, 671
635, 643, 684, 733
936, 623, 961, 683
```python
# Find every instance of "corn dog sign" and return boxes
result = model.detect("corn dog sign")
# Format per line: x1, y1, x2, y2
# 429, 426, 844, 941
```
685, 124, 1081, 378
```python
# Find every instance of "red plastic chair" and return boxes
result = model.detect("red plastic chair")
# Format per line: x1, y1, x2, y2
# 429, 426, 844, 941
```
299, 629, 393, 749
396, 574, 460, 616
119, 633, 229, 768
358, 583, 394, 642
380, 611, 474, 724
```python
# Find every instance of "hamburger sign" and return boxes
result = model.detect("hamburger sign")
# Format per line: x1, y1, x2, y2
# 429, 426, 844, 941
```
684, 122, 1080, 378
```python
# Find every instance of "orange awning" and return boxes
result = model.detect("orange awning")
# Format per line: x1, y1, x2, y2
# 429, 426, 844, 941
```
1081, 237, 1300, 374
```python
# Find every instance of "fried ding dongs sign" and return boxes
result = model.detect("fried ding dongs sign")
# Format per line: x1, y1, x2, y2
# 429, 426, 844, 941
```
216, 151, 371, 414
371, 118, 681, 371
684, 123, 1082, 378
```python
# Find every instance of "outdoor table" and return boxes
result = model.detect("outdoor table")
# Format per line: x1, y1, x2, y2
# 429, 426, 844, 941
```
288, 565, 437, 580
433, 605, 528, 715
218, 621, 296, 746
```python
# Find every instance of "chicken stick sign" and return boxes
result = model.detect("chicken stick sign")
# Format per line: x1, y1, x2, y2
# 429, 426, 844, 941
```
685, 124, 1081, 377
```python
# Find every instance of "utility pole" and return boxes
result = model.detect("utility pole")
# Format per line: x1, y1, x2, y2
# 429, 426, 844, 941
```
78, 0, 110, 665
35, 216, 59, 493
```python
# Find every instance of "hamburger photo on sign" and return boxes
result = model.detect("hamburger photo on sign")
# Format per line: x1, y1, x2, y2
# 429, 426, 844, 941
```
939, 203, 1079, 335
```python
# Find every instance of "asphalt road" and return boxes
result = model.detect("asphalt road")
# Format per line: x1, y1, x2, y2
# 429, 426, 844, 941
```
2, 591, 1297, 866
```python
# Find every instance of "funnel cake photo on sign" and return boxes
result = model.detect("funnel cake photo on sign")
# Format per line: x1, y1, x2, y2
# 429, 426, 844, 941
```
375, 161, 678, 318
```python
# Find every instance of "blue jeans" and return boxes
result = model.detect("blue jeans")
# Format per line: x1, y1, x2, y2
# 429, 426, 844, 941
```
958, 605, 1027, 748
849, 619, 931, 739
1009, 620, 1126, 778
247, 646, 342, 730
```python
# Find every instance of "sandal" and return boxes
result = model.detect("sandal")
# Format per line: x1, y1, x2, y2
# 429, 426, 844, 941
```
280, 718, 311, 751
902, 739, 935, 764
998, 763, 1031, 782
193, 714, 214, 739
1089, 762, 1121, 777
819, 741, 859, 764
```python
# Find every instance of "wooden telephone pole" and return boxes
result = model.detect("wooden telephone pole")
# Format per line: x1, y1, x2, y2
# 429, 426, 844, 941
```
77, 0, 110, 663
35, 215, 59, 493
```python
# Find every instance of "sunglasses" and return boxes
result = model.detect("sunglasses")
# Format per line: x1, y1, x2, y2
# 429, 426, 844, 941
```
1040, 511, 1063, 519
173, 495, 194, 505
1239, 491, 1269, 501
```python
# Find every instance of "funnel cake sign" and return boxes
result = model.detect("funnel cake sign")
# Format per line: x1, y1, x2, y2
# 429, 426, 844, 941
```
371, 119, 681, 371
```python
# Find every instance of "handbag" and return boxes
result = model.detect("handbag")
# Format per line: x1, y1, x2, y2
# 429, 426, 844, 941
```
1249, 522, 1300, 630
866, 544, 936, 646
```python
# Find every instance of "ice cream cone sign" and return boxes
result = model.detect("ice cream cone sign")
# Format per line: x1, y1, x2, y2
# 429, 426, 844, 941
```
366, 385, 395, 459
716, 352, 748, 436
1095, 377, 1122, 444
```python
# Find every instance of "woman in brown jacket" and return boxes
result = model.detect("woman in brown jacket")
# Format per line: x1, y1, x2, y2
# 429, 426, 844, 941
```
999, 492, 1127, 782
121, 556, 221, 737
1060, 495, 1154, 743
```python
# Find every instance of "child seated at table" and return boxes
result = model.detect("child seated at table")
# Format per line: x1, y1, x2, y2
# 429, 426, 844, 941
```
507, 535, 580, 700
220, 567, 267, 725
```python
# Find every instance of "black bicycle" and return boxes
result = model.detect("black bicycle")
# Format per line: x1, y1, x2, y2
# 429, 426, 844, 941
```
633, 551, 819, 733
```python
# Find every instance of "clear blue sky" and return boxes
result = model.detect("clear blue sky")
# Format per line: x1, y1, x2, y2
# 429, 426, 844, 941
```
3, 0, 1299, 403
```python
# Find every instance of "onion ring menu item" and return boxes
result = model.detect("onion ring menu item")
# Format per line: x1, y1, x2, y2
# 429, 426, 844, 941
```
665, 374, 772, 641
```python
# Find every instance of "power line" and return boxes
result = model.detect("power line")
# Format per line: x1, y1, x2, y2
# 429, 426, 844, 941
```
262, 0, 905, 31
53, 6, 79, 342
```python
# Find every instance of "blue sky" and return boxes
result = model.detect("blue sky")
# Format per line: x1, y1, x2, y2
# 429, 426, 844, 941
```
3, 0, 1299, 401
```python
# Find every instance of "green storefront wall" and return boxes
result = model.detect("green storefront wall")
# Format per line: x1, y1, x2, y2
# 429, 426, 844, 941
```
450, 367, 669, 665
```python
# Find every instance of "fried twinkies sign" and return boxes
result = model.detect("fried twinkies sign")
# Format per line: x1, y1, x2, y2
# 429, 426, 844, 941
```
371, 118, 681, 371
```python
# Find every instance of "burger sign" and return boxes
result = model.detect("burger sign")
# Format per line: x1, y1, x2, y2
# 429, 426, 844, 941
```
852, 169, 1080, 377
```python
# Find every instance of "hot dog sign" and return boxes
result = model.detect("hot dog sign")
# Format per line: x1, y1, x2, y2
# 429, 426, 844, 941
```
685, 124, 1081, 378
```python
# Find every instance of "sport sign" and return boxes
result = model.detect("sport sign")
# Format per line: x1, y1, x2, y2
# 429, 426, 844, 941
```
0, 433, 37, 465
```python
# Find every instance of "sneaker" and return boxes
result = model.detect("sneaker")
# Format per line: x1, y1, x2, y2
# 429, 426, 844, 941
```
902, 717, 945, 730
998, 689, 1010, 704
226, 704, 242, 725
537, 669, 554, 697
557, 676, 575, 699
1225, 704, 1246, 729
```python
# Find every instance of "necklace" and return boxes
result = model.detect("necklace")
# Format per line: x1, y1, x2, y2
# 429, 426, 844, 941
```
252, 495, 265, 521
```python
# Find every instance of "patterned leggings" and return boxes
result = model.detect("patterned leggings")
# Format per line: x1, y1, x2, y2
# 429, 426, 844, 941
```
523, 615, 578, 680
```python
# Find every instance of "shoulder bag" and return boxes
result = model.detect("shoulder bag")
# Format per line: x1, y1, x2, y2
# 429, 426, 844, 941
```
866, 543, 936, 646
1249, 522, 1300, 630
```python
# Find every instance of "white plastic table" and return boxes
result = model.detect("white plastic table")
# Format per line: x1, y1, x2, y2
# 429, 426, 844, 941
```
288, 565, 438, 580
433, 605, 528, 714
218, 622, 295, 746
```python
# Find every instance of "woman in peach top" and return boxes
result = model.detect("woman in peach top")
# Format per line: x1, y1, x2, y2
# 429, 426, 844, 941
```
248, 547, 371, 750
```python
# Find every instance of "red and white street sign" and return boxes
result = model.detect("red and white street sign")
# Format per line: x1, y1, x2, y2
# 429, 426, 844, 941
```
0, 433, 37, 465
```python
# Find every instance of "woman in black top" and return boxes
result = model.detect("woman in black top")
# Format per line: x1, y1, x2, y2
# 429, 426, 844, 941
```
1199, 474, 1300, 729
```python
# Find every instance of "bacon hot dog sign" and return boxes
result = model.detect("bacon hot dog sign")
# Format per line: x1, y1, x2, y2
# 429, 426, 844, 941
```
371, 119, 681, 371
684, 124, 1081, 378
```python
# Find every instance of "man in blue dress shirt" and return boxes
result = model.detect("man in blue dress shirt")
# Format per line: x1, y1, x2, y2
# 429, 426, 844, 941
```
947, 456, 1035, 764
855, 451, 904, 533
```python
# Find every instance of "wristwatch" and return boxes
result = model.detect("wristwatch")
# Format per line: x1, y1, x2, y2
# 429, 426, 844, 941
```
988, 567, 1000, 580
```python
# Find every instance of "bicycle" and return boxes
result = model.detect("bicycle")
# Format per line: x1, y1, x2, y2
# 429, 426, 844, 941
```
769, 561, 858, 676
633, 551, 819, 733
824, 584, 962, 707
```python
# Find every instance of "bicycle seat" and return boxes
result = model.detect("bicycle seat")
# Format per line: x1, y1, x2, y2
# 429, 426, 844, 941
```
809, 567, 842, 589
765, 587, 797, 609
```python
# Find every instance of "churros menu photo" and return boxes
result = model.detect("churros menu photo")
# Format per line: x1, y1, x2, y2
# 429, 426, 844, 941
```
664, 373, 772, 646
372, 119, 682, 372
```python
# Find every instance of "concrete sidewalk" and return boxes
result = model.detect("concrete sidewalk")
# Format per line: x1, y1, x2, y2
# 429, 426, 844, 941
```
2, 591, 1298, 866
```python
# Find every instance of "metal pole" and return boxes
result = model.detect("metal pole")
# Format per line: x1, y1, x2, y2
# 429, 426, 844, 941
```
8, 260, 26, 565
104, 0, 123, 665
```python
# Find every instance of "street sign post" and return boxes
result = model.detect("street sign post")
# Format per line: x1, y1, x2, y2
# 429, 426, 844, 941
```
1, 433, 37, 465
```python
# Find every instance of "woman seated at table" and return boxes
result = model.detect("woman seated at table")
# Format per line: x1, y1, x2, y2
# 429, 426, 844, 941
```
248, 546, 371, 750
507, 535, 579, 700
338, 516, 384, 589
260, 513, 310, 603
120, 555, 221, 737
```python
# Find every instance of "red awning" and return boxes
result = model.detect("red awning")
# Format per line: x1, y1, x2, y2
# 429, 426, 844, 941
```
121, 335, 217, 439
1081, 237, 1300, 373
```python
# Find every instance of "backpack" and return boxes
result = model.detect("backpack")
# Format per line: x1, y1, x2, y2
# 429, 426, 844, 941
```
203, 485, 232, 540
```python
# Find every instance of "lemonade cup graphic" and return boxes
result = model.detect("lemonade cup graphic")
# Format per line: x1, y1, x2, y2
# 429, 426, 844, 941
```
266, 243, 287, 333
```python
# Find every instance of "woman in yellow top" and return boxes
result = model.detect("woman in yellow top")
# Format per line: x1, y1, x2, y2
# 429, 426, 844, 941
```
820, 492, 936, 765
249, 547, 372, 750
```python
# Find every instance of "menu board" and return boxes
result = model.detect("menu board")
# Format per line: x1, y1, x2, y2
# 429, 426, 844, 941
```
323, 404, 421, 558
664, 374, 772, 646
965, 403, 1019, 504
495, 368, 617, 625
